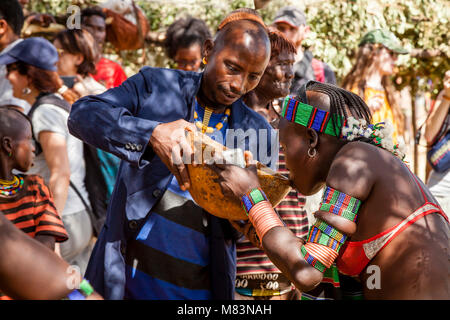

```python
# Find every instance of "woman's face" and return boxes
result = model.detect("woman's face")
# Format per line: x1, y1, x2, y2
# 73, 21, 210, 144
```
6, 64, 29, 100
279, 118, 309, 192
375, 47, 398, 76
174, 43, 202, 72
279, 118, 327, 196
53, 39, 81, 76
12, 122, 35, 172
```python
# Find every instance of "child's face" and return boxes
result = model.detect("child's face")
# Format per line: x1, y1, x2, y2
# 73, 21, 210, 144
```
12, 122, 35, 172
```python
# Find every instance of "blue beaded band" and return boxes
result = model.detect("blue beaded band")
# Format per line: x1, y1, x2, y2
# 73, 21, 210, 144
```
241, 188, 269, 216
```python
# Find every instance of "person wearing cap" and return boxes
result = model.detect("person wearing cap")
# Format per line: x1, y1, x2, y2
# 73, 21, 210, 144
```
272, 5, 336, 94
342, 29, 409, 143
0, 37, 94, 277
0, 0, 30, 113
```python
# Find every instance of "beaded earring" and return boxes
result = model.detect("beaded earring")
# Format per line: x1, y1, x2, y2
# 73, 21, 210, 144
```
202, 57, 207, 65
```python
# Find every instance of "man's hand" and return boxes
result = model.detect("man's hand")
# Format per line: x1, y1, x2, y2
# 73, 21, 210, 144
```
149, 120, 197, 191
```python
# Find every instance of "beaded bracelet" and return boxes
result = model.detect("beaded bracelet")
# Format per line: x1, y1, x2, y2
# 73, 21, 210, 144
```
241, 188, 269, 216
241, 188, 284, 241
64, 279, 94, 300
302, 186, 362, 272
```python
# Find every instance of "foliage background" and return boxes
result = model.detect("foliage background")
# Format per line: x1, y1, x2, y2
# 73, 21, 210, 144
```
26, 0, 449, 95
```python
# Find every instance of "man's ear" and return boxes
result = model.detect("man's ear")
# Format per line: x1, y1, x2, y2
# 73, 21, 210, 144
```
202, 39, 214, 64
1, 136, 13, 155
75, 53, 85, 67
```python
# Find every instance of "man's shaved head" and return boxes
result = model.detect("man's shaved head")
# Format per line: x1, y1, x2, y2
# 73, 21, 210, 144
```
0, 107, 32, 141
213, 19, 270, 60
198, 9, 271, 109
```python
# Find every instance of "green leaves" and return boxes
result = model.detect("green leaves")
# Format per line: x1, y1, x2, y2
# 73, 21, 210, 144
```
26, 0, 449, 95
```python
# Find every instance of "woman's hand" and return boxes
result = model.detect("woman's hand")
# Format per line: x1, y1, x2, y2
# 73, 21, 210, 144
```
208, 160, 261, 201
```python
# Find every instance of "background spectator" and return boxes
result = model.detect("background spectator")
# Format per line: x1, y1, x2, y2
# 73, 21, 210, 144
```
81, 6, 127, 89
54, 28, 106, 97
424, 70, 450, 215
0, 37, 93, 277
164, 17, 211, 72
0, 0, 29, 113
272, 6, 336, 94
0, 107, 68, 299
342, 29, 408, 143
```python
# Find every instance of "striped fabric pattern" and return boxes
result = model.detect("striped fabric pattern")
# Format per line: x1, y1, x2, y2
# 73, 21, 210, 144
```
0, 174, 68, 300
280, 96, 343, 137
124, 179, 211, 300
319, 186, 362, 222
0, 174, 68, 242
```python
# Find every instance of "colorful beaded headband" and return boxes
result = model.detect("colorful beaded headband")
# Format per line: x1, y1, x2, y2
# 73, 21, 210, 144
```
280, 96, 344, 137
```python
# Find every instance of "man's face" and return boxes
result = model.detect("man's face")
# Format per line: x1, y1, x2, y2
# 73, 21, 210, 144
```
82, 15, 106, 50
202, 28, 270, 108
274, 22, 307, 49
257, 49, 295, 99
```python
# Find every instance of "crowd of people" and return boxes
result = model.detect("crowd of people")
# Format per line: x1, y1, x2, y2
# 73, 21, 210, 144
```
0, 0, 448, 301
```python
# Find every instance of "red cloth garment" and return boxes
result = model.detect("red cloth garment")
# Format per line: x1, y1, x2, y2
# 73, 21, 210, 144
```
91, 57, 127, 89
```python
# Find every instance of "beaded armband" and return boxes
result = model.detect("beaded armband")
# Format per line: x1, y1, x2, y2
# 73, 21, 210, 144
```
301, 186, 362, 272
242, 188, 269, 216
241, 188, 283, 241
319, 186, 362, 222
64, 279, 94, 300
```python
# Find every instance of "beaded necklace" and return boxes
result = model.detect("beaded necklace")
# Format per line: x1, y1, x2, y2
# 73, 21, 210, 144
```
194, 100, 231, 134
0, 175, 24, 196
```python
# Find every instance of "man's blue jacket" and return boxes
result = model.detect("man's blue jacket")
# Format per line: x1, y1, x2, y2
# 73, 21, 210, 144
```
68, 67, 278, 300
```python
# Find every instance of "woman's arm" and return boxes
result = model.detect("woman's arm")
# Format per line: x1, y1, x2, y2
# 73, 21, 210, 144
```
39, 131, 71, 215
424, 71, 450, 144
0, 213, 102, 300
209, 143, 374, 292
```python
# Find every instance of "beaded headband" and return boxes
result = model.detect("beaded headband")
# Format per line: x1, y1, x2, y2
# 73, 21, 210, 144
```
280, 96, 344, 137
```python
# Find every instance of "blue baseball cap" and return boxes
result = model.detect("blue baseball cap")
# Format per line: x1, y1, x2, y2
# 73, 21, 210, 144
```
0, 37, 58, 71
